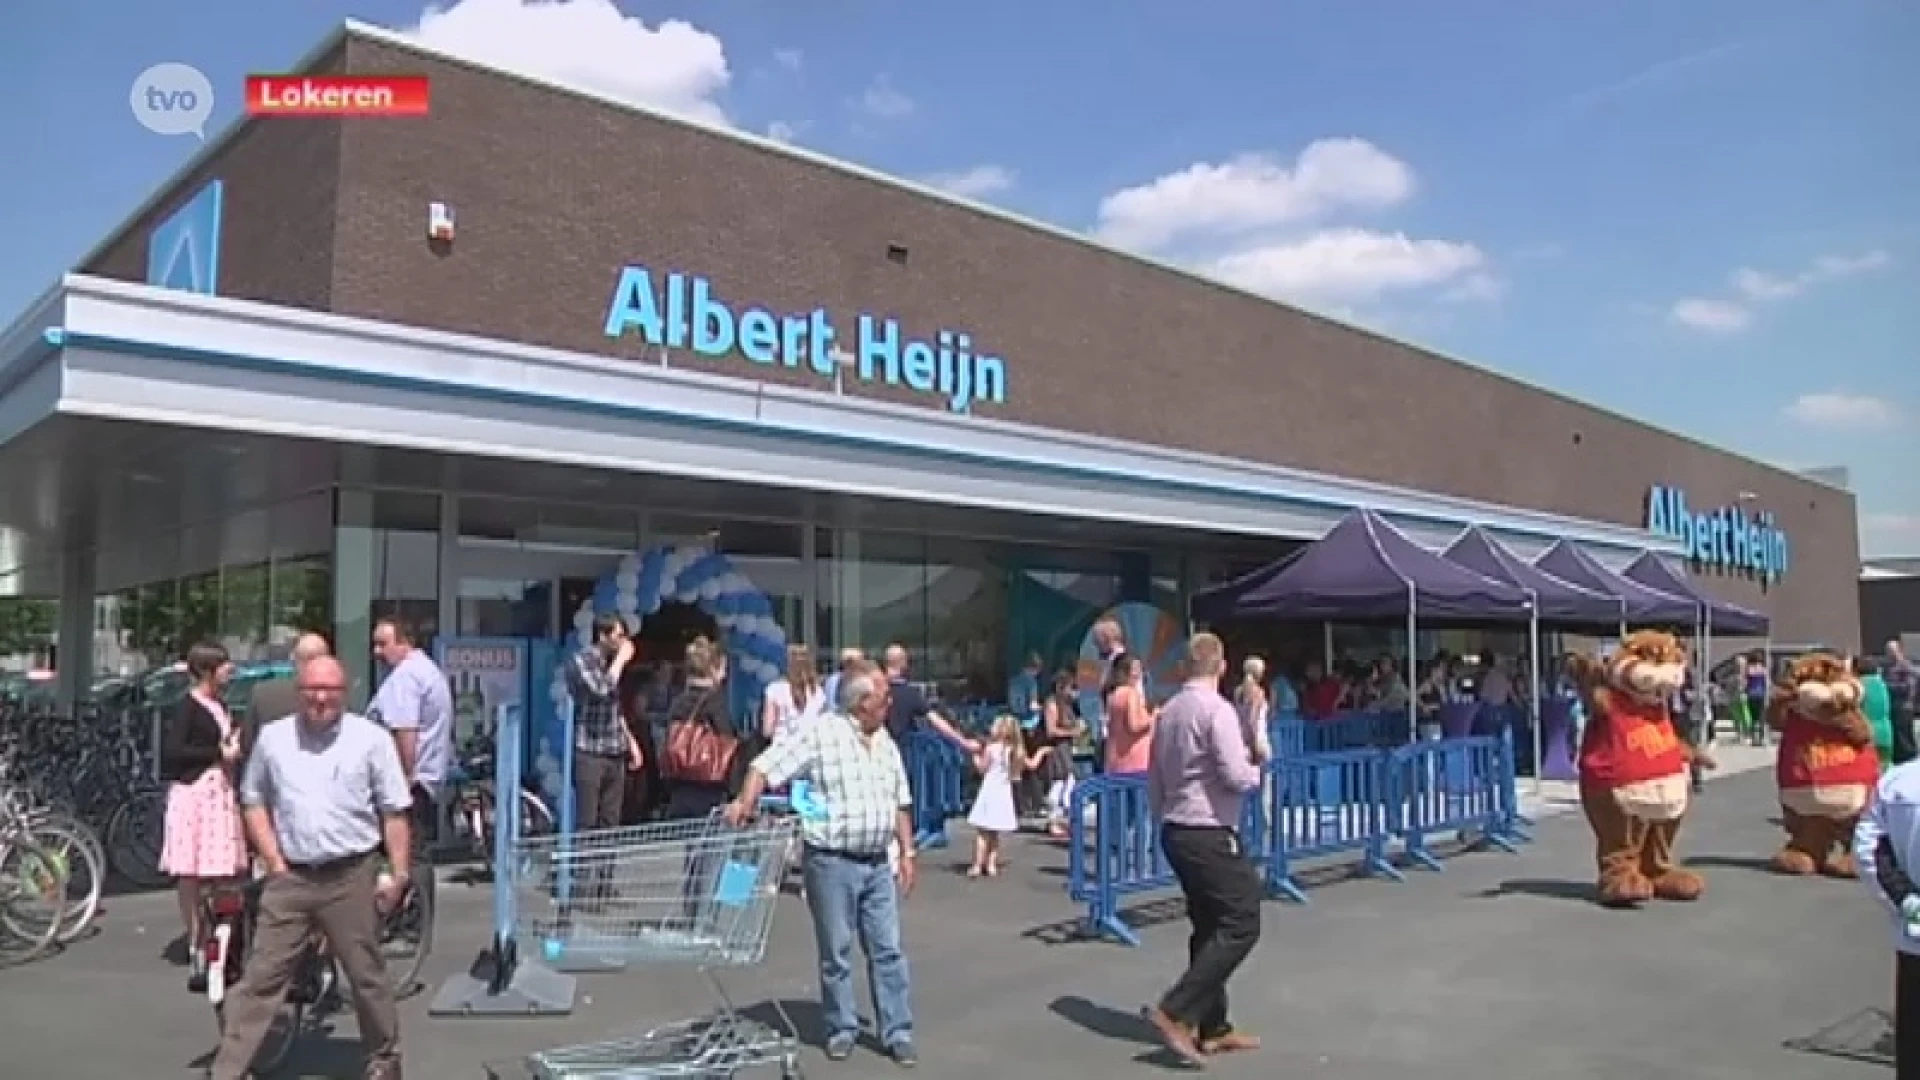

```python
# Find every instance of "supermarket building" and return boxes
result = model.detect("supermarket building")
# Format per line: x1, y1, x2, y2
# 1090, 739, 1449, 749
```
0, 22, 1860, 708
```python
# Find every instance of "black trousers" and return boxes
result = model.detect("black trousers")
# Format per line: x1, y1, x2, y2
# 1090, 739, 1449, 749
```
1158, 823, 1263, 1038
1900, 951, 1920, 1077
1892, 699, 1917, 766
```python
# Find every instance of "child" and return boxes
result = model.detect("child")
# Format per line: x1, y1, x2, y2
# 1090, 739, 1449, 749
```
967, 714, 1051, 877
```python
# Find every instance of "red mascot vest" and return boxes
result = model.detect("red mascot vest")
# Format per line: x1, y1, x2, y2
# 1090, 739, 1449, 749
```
1579, 694, 1689, 788
1776, 712, 1880, 790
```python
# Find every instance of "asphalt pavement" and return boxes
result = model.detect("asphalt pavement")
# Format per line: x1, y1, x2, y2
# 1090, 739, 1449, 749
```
0, 767, 1898, 1079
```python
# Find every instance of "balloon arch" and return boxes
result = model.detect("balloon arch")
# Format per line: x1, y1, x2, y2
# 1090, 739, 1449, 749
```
545, 544, 789, 724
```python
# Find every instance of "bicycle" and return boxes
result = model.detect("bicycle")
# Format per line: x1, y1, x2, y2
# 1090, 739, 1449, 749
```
374, 851, 434, 996
197, 875, 330, 1077
448, 745, 558, 867
6, 804, 104, 944
0, 831, 68, 967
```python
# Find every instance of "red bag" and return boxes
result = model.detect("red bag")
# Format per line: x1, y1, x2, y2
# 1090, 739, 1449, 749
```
661, 693, 737, 786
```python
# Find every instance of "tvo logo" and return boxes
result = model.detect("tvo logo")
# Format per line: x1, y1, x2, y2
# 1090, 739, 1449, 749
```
130, 62, 215, 139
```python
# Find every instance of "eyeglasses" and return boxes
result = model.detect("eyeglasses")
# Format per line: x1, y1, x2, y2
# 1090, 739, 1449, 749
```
299, 684, 346, 695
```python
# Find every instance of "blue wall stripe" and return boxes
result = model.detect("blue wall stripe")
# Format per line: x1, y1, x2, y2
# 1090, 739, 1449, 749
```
46, 326, 1665, 550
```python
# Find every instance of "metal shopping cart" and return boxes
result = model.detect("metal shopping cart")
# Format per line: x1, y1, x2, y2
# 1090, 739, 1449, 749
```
519, 812, 804, 1079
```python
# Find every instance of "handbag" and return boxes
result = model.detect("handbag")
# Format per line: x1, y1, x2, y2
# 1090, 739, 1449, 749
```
662, 692, 738, 786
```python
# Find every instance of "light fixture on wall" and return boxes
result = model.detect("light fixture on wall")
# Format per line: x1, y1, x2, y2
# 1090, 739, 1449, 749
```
428, 202, 455, 243
830, 345, 855, 395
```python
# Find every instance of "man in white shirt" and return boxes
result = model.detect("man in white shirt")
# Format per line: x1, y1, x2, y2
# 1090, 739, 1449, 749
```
1855, 759, 1920, 1070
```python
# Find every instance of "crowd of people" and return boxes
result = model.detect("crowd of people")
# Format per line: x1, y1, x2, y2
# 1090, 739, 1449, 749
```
154, 619, 455, 1080
149, 607, 1917, 1075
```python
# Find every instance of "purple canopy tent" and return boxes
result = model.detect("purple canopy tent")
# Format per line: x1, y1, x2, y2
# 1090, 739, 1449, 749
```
1620, 553, 1770, 638
1532, 540, 1701, 629
1232, 510, 1533, 621
1229, 510, 1534, 738
1443, 527, 1624, 628
1443, 527, 1626, 785
1189, 548, 1303, 624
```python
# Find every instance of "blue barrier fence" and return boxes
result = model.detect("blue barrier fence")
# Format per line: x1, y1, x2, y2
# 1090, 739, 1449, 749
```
903, 732, 970, 850
1058, 728, 1527, 946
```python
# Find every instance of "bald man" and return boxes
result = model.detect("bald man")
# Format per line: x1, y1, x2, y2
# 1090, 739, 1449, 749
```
246, 632, 331, 749
214, 654, 409, 1080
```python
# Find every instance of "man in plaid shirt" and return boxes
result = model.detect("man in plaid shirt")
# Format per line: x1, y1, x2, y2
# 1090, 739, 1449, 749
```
728, 661, 919, 1067
567, 616, 643, 842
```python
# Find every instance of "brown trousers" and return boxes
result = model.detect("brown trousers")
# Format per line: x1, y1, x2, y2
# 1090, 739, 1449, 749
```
210, 852, 399, 1079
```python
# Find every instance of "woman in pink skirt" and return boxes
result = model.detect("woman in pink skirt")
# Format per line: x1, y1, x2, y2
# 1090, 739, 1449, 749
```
158, 641, 248, 978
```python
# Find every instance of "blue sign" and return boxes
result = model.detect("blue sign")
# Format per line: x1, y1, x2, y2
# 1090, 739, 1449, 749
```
1645, 486, 1789, 582
603, 265, 1007, 415
146, 180, 223, 295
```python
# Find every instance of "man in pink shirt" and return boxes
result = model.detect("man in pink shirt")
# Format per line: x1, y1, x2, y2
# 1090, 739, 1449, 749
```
1142, 632, 1267, 1065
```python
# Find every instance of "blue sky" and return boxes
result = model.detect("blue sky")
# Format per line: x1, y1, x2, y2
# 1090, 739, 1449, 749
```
6, 0, 1917, 553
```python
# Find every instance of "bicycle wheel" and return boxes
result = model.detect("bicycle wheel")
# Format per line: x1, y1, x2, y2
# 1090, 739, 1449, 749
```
214, 992, 303, 1075
378, 862, 433, 997
105, 790, 169, 889
0, 836, 70, 967
518, 789, 557, 838
27, 815, 104, 943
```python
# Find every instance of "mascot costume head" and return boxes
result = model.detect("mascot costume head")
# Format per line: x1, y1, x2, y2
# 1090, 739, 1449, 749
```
1769, 652, 1877, 877
1576, 631, 1706, 907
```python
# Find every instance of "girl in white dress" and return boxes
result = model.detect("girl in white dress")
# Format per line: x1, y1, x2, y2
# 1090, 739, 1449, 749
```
967, 714, 1052, 878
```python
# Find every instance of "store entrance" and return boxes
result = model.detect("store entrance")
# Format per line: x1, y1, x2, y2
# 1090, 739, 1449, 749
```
632, 601, 719, 674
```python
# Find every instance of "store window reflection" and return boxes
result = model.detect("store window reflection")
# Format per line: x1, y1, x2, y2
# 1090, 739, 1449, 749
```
336, 489, 441, 706
0, 570, 58, 697
816, 528, 924, 669
712, 520, 806, 644
925, 537, 1006, 700
83, 490, 335, 696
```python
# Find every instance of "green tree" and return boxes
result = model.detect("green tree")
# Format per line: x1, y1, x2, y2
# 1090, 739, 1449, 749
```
0, 596, 56, 658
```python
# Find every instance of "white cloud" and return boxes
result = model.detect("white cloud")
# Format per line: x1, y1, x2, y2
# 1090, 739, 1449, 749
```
1092, 139, 1414, 252
921, 165, 1016, 199
1674, 249, 1894, 335
1206, 229, 1486, 304
1733, 249, 1893, 301
773, 48, 803, 73
1668, 297, 1752, 334
405, 0, 731, 125
1086, 139, 1490, 307
1784, 391, 1900, 429
1864, 513, 1920, 552
765, 120, 798, 143
857, 75, 915, 119
1442, 272, 1505, 304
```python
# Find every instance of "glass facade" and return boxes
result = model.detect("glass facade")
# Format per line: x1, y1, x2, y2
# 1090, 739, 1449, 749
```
17, 471, 1239, 712
91, 490, 334, 678
816, 529, 1187, 704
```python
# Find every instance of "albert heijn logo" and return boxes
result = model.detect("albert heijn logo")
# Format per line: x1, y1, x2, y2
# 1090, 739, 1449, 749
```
145, 179, 223, 296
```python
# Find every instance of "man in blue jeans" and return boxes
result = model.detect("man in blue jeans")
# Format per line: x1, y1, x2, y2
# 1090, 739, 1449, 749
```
727, 660, 920, 1068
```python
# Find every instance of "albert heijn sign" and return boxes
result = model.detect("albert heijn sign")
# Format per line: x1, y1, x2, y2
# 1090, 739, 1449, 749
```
1645, 485, 1790, 583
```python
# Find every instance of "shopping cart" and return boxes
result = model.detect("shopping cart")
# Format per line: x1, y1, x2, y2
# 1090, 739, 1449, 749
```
520, 812, 804, 1079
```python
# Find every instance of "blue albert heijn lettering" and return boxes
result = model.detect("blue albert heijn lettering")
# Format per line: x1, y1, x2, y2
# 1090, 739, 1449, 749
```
602, 266, 1008, 415
1645, 486, 1790, 583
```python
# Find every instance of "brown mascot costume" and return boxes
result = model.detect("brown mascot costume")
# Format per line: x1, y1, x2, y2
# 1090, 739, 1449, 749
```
1769, 653, 1878, 877
1575, 631, 1708, 907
